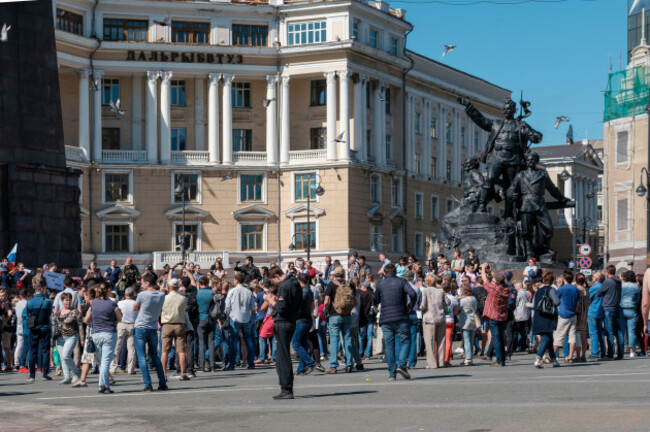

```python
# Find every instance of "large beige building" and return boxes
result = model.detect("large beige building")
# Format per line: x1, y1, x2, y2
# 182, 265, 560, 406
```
54, 0, 509, 268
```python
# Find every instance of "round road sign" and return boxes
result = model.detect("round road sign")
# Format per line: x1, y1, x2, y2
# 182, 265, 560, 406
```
579, 243, 592, 256
579, 257, 592, 269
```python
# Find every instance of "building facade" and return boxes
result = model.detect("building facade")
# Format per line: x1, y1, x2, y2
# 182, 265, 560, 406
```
54, 0, 508, 268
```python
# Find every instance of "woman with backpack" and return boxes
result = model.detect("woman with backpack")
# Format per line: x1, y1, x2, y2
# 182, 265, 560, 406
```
531, 272, 561, 369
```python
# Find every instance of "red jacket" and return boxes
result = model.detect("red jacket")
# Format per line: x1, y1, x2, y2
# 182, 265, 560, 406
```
483, 280, 509, 322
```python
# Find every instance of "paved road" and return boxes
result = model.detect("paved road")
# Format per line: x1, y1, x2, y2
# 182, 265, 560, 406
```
2, 354, 649, 431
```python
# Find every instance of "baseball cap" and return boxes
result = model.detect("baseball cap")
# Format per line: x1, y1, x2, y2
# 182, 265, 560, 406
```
332, 267, 345, 277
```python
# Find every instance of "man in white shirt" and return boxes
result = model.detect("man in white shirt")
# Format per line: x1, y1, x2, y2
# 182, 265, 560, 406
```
224, 272, 256, 370
110, 287, 138, 375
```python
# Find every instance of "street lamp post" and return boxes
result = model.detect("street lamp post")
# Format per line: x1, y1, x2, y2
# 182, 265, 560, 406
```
306, 175, 325, 261
635, 167, 650, 265
174, 176, 188, 262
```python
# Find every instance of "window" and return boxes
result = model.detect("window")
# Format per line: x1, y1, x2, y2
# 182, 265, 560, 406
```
56, 9, 83, 35
103, 171, 131, 203
391, 177, 402, 207
233, 24, 268, 47
370, 225, 382, 252
414, 233, 424, 257
385, 88, 392, 114
445, 122, 452, 143
310, 80, 326, 106
474, 131, 480, 151
172, 21, 209, 44
369, 28, 380, 48
370, 174, 381, 205
415, 153, 422, 175
386, 135, 393, 161
415, 112, 422, 135
233, 129, 252, 152
287, 21, 326, 46
102, 128, 120, 150
101, 79, 119, 105
173, 223, 199, 252
295, 222, 316, 249
241, 224, 264, 251
104, 224, 130, 253
173, 172, 200, 203
461, 127, 467, 147
390, 37, 399, 56
431, 118, 437, 139
232, 82, 251, 108
295, 173, 316, 201
352, 19, 360, 41
391, 224, 403, 253
598, 204, 603, 222
431, 195, 439, 220
414, 192, 423, 219
616, 197, 629, 231
446, 160, 452, 181
103, 18, 147, 42
240, 174, 263, 202
446, 198, 454, 214
310, 128, 326, 150
171, 80, 186, 106
616, 131, 629, 164
366, 129, 373, 158
171, 128, 187, 151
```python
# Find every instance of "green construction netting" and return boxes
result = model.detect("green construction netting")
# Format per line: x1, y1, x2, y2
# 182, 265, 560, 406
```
604, 65, 650, 122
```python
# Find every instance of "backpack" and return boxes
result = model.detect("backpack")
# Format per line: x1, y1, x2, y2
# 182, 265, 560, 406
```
209, 294, 223, 321
184, 290, 199, 322
507, 287, 517, 311
331, 280, 356, 316
536, 287, 556, 316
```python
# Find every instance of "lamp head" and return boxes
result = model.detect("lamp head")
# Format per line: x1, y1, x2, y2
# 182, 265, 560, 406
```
315, 185, 325, 196
559, 169, 571, 181
636, 183, 648, 197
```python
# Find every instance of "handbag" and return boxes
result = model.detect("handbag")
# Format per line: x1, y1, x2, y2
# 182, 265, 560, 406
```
468, 300, 482, 328
537, 287, 556, 316
26, 297, 45, 330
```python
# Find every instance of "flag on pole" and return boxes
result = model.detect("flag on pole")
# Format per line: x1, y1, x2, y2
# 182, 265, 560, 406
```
6, 243, 17, 271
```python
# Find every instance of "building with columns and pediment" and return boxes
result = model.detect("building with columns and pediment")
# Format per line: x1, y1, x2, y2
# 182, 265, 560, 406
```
54, 0, 509, 268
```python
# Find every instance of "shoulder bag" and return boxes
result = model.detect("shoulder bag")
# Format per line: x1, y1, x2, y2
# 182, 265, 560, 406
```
26, 297, 45, 330
537, 287, 556, 316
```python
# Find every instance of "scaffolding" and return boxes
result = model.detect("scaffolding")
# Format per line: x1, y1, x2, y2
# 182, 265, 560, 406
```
604, 66, 650, 122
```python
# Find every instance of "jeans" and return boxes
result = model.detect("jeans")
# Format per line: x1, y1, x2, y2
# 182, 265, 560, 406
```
358, 324, 374, 358
620, 308, 638, 350
381, 320, 410, 378
536, 332, 556, 360
28, 327, 51, 378
215, 327, 231, 362
135, 327, 166, 389
462, 329, 475, 361
292, 319, 316, 373
488, 319, 506, 365
14, 333, 25, 367
197, 320, 216, 369
318, 321, 329, 356
93, 332, 117, 388
588, 316, 605, 358
328, 315, 353, 368
407, 313, 419, 367
56, 335, 80, 381
227, 320, 255, 369
259, 337, 276, 362
604, 308, 624, 358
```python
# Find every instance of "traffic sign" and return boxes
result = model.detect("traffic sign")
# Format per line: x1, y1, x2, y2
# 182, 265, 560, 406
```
580, 269, 593, 276
579, 243, 592, 256
579, 257, 592, 269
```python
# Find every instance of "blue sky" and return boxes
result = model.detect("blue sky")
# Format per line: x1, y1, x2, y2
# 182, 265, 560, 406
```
395, 0, 625, 145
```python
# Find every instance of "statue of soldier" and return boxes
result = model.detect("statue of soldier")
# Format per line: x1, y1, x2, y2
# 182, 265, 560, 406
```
457, 97, 543, 217
507, 152, 570, 259
461, 156, 502, 212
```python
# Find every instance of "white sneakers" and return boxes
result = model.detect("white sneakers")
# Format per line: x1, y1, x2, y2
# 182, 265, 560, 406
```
534, 359, 543, 369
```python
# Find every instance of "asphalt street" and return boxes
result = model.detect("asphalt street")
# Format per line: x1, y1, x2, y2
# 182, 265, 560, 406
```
1, 354, 649, 432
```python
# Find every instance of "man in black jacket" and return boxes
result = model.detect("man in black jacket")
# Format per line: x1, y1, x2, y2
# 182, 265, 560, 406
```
267, 267, 302, 399
596, 265, 623, 359
234, 256, 262, 283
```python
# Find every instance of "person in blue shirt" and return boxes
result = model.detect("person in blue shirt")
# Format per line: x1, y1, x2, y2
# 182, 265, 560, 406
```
196, 275, 216, 372
619, 270, 641, 358
23, 283, 53, 381
587, 272, 606, 360
553, 270, 579, 362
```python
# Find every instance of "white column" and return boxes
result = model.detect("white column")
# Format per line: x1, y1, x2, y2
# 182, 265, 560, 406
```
194, 77, 205, 151
132, 75, 142, 151
423, 99, 431, 177
265, 75, 278, 164
353, 74, 363, 158
564, 174, 574, 228
78, 69, 90, 159
360, 77, 368, 162
380, 83, 387, 164
438, 106, 445, 181
454, 110, 462, 182
145, 71, 159, 163
159, 71, 173, 163
207, 73, 221, 163
372, 81, 384, 165
280, 76, 290, 166
222, 74, 234, 165
91, 69, 103, 162
325, 72, 338, 161
337, 70, 350, 161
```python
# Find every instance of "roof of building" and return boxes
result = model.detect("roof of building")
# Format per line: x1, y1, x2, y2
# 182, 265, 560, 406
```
536, 142, 603, 170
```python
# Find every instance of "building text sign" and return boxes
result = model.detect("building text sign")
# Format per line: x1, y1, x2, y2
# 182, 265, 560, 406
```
127, 50, 243, 64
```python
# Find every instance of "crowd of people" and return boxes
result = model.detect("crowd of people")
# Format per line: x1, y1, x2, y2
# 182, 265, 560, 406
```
0, 252, 649, 398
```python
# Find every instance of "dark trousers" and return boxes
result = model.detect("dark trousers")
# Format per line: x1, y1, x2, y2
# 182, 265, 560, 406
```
197, 320, 216, 369
488, 319, 506, 365
504, 317, 515, 356
174, 330, 195, 373
274, 321, 296, 393
604, 307, 624, 359
29, 328, 51, 378
513, 321, 528, 351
